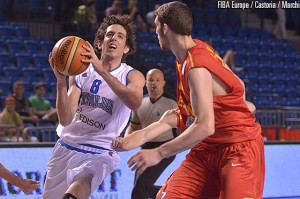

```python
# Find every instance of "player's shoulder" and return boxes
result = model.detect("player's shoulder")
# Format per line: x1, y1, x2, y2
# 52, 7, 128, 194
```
190, 39, 215, 57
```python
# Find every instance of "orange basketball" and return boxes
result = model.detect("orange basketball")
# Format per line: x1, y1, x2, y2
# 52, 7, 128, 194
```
52, 36, 90, 76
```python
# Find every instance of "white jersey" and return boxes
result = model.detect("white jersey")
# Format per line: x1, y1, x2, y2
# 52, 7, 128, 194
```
57, 63, 134, 150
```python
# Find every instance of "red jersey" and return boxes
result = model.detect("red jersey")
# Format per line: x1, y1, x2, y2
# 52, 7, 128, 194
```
176, 39, 261, 144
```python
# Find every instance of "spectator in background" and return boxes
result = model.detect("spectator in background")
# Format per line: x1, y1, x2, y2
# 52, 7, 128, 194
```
0, 97, 24, 141
85, 0, 98, 29
105, 0, 122, 17
12, 81, 39, 125
123, 0, 147, 32
272, 1, 287, 40
29, 82, 57, 124
72, 0, 98, 34
146, 4, 160, 32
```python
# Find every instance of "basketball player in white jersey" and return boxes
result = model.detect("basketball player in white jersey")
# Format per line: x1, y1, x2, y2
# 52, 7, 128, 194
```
44, 15, 145, 199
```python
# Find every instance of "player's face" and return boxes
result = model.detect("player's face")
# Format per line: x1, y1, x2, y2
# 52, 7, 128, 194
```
146, 70, 165, 97
154, 17, 170, 50
101, 24, 129, 60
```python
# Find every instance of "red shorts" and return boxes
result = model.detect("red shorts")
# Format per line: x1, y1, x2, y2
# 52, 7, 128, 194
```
156, 136, 265, 199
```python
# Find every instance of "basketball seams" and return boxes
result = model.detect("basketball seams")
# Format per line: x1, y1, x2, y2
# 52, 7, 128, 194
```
54, 37, 68, 70
64, 37, 80, 74
70, 40, 87, 75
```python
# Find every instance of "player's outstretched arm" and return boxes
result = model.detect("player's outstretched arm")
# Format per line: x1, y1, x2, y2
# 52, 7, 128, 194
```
0, 163, 40, 194
112, 109, 177, 152
128, 67, 215, 175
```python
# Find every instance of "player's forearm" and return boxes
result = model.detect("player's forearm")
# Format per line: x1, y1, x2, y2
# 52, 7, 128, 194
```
56, 80, 73, 126
124, 121, 173, 150
124, 125, 135, 137
157, 121, 214, 158
0, 164, 22, 188
98, 70, 142, 110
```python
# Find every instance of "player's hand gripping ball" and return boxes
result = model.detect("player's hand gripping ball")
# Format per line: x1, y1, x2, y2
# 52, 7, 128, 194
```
52, 36, 90, 76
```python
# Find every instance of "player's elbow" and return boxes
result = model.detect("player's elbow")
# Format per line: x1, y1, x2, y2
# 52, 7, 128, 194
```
130, 101, 142, 111
194, 118, 215, 138
206, 124, 215, 137
58, 118, 72, 127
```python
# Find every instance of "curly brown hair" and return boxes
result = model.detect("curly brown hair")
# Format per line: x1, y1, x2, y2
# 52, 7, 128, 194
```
94, 15, 136, 60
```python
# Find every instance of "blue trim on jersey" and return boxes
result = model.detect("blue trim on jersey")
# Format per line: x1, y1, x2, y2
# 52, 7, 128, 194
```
59, 139, 100, 154
74, 76, 82, 90
79, 143, 112, 151
126, 69, 136, 86
109, 63, 121, 73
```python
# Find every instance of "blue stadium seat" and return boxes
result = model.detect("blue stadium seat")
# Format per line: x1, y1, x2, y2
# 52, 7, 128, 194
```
258, 41, 272, 53
284, 53, 297, 65
270, 53, 285, 64
5, 39, 24, 54
14, 52, 33, 67
283, 97, 300, 107
21, 67, 39, 78
253, 96, 270, 107
23, 40, 40, 54
284, 65, 296, 76
232, 40, 246, 51
0, 52, 11, 65
245, 52, 259, 64
41, 68, 56, 82
0, 24, 13, 38
0, 80, 12, 96
13, 25, 30, 38
258, 54, 271, 65
258, 30, 270, 40
220, 38, 234, 50
285, 77, 299, 88
271, 64, 285, 75
258, 75, 271, 86
3, 66, 20, 77
270, 75, 284, 87
32, 53, 48, 67
207, 25, 220, 38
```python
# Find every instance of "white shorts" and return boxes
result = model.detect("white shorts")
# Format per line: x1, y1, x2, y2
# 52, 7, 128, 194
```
43, 139, 120, 199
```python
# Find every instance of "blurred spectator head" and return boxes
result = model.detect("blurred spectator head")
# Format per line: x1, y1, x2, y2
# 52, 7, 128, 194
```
112, 0, 122, 12
4, 97, 16, 112
34, 82, 46, 97
12, 81, 25, 97
128, 0, 138, 9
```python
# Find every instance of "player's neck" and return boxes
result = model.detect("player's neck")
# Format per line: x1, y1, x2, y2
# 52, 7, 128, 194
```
102, 59, 121, 71
171, 35, 196, 64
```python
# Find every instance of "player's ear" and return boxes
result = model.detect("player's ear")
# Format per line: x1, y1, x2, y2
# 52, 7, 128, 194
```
123, 45, 130, 54
163, 23, 168, 34
97, 41, 102, 51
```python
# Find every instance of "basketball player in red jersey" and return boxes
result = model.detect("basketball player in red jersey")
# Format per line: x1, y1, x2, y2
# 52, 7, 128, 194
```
121, 1, 265, 198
